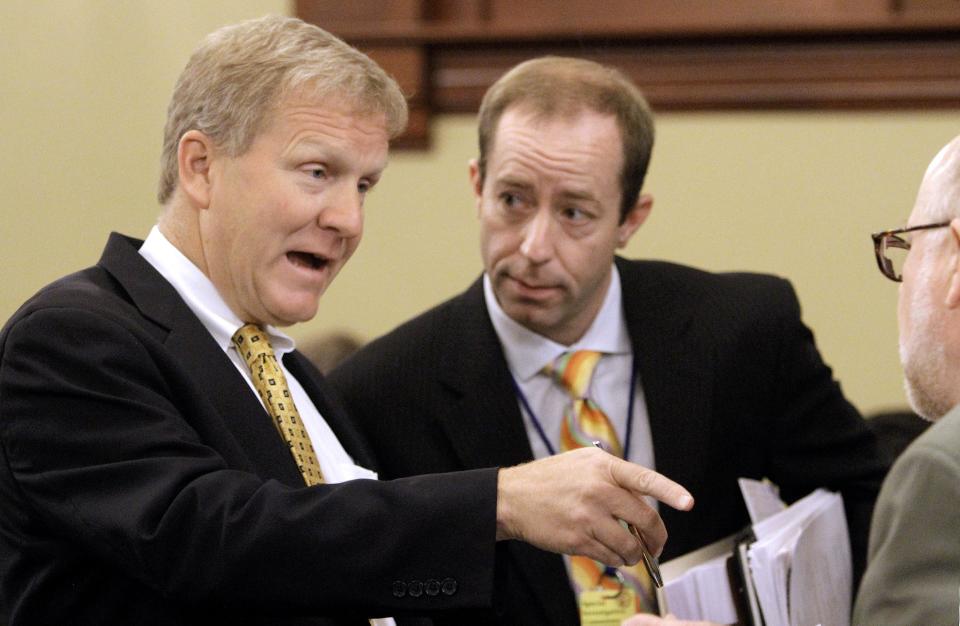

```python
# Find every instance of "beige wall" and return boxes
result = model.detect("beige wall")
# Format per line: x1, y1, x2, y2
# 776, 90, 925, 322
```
3, 2, 959, 415
0, 0, 288, 317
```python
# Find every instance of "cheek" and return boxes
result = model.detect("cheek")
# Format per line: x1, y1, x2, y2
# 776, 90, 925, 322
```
485, 230, 526, 266
479, 222, 507, 265
560, 238, 604, 277
897, 288, 910, 343
342, 235, 362, 262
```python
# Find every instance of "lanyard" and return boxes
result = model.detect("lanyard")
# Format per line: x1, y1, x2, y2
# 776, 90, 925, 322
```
510, 357, 638, 459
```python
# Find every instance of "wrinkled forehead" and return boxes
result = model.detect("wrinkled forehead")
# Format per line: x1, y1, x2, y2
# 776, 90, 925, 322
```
493, 103, 620, 149
263, 90, 389, 138
271, 81, 382, 119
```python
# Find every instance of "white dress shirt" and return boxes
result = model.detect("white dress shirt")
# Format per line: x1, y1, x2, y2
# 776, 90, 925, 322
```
485, 266, 657, 592
483, 266, 656, 474
139, 226, 377, 485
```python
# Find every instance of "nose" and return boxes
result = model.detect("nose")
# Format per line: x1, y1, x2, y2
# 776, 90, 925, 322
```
319, 180, 364, 239
519, 207, 555, 264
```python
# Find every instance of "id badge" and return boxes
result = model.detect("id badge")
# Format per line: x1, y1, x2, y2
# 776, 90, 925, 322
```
578, 587, 637, 626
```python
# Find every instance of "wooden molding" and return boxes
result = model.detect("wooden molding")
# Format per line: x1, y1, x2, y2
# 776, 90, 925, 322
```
298, 0, 960, 148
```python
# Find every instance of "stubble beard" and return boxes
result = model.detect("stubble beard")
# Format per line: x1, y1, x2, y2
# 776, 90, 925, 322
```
900, 263, 954, 421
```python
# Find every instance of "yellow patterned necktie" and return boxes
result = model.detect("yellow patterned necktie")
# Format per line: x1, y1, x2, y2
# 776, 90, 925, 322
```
232, 324, 324, 486
546, 350, 657, 615
233, 325, 383, 625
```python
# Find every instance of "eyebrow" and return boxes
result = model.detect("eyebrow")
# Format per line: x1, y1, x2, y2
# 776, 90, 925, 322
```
287, 140, 387, 179
557, 188, 597, 203
495, 176, 597, 201
286, 138, 332, 156
494, 175, 534, 191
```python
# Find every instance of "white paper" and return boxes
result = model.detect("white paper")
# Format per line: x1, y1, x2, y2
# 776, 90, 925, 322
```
747, 489, 851, 626
658, 484, 851, 626
738, 477, 787, 524
659, 533, 739, 623
661, 553, 738, 624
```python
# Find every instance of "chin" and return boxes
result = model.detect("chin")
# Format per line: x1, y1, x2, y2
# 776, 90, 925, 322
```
266, 300, 321, 327
902, 360, 954, 422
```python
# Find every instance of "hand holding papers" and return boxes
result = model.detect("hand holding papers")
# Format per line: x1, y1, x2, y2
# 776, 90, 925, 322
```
658, 479, 852, 626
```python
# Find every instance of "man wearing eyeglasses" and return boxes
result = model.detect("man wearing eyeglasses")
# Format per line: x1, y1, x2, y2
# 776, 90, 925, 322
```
854, 136, 960, 625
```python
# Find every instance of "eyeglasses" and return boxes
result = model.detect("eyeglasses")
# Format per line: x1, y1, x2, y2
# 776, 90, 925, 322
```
871, 222, 951, 282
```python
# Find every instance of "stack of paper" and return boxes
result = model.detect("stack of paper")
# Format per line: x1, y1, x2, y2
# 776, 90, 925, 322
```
657, 480, 852, 626
748, 489, 851, 626
659, 536, 740, 624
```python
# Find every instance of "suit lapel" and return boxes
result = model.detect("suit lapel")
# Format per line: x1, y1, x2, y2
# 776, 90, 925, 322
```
435, 279, 534, 470
97, 233, 305, 487
285, 352, 378, 471
436, 278, 577, 625
617, 258, 713, 559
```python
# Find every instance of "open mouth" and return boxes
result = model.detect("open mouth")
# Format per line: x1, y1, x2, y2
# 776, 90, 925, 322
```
287, 251, 329, 271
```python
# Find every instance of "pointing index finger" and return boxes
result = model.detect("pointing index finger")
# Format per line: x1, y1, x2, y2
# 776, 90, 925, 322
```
614, 458, 694, 511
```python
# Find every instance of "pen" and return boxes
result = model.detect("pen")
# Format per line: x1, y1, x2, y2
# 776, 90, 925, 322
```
592, 440, 664, 588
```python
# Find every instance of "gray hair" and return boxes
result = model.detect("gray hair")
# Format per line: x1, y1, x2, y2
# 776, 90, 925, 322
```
158, 15, 407, 204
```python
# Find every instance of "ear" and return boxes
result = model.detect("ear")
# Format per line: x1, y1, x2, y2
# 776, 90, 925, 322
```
616, 193, 653, 248
177, 130, 216, 210
945, 218, 960, 309
468, 158, 484, 216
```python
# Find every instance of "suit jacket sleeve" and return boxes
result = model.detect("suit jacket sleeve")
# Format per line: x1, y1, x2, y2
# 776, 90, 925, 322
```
0, 303, 497, 616
852, 414, 960, 625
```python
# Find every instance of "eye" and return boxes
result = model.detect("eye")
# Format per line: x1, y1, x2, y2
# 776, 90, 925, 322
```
500, 192, 522, 209
561, 206, 589, 222
358, 180, 371, 195
302, 165, 326, 180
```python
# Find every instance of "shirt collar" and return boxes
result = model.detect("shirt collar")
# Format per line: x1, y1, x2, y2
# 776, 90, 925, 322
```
138, 225, 295, 355
483, 265, 631, 382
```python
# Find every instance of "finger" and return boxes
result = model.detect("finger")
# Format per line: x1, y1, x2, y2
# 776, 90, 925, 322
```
608, 495, 667, 557
611, 459, 694, 512
574, 530, 629, 568
587, 514, 645, 566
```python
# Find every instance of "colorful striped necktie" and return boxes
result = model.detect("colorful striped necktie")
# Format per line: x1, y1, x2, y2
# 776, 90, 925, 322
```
232, 324, 324, 486
545, 350, 657, 615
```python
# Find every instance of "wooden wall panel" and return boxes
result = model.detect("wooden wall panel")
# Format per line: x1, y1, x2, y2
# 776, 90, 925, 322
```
297, 0, 960, 147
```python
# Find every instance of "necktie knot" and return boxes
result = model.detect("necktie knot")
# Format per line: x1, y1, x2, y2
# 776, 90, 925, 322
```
233, 323, 275, 368
545, 350, 602, 400
549, 349, 623, 457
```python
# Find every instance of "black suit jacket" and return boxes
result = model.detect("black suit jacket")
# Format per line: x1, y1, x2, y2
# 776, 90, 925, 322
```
329, 257, 887, 625
0, 233, 498, 626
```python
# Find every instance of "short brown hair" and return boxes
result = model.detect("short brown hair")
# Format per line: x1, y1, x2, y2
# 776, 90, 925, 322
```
477, 56, 654, 222
158, 15, 408, 204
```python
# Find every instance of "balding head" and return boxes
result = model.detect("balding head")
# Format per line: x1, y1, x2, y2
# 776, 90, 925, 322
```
914, 135, 960, 224
898, 135, 960, 420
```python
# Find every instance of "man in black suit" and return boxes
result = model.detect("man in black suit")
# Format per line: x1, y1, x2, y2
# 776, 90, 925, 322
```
0, 22, 693, 626
328, 57, 887, 625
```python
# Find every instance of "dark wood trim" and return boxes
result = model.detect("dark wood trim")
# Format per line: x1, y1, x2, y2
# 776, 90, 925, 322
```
432, 35, 960, 112
297, 0, 960, 148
